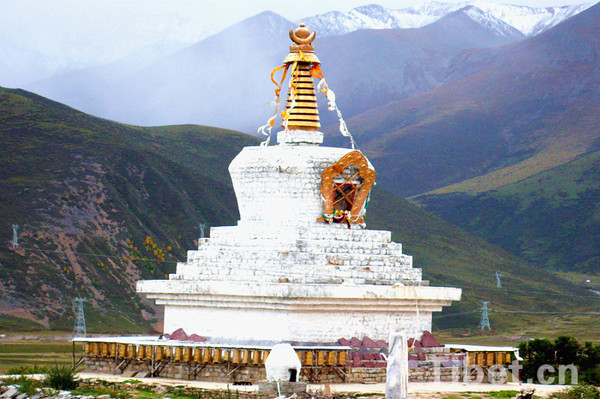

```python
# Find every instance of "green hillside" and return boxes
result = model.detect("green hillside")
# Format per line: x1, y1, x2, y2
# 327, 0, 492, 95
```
0, 87, 598, 339
367, 188, 600, 337
0, 87, 257, 332
416, 149, 600, 274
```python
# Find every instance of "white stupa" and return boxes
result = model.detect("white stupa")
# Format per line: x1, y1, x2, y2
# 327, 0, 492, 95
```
137, 23, 461, 343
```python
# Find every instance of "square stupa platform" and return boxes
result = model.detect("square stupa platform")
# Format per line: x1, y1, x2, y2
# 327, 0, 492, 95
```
137, 130, 461, 343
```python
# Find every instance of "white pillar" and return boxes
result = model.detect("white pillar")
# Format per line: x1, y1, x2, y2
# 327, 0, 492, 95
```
386, 332, 408, 399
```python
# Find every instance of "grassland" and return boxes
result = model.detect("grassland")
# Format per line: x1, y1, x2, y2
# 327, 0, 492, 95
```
416, 150, 600, 273
0, 341, 81, 374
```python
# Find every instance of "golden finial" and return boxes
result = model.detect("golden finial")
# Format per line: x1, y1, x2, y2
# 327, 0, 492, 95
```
289, 23, 316, 45
282, 23, 321, 131
283, 23, 320, 64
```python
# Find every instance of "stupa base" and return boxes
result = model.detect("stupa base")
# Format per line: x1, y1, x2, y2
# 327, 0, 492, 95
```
137, 280, 461, 342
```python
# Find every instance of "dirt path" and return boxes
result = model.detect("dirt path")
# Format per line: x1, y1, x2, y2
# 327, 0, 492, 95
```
78, 372, 567, 397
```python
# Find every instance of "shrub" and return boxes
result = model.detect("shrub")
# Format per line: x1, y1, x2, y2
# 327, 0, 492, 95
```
550, 385, 600, 399
581, 364, 600, 386
6, 364, 48, 375
44, 364, 79, 390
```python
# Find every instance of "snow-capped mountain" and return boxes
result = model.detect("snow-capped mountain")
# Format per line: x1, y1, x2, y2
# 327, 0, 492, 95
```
460, 6, 524, 38
301, 1, 595, 38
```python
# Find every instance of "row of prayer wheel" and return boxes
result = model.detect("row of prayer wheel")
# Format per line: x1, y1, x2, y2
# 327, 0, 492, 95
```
84, 343, 347, 367
467, 352, 512, 366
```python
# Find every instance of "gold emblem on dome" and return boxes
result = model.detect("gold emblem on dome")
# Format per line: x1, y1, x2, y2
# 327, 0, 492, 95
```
289, 23, 316, 45
283, 23, 320, 64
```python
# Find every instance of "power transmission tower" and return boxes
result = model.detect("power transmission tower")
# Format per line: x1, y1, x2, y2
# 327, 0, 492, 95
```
479, 301, 491, 330
72, 298, 87, 337
494, 272, 503, 288
11, 224, 19, 248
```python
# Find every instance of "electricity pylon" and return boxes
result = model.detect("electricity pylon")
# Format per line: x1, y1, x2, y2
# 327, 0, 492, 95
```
72, 298, 87, 337
494, 272, 503, 288
11, 224, 19, 248
479, 301, 491, 330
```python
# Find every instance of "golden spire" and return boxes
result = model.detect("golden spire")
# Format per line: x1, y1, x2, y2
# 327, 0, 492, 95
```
282, 24, 321, 131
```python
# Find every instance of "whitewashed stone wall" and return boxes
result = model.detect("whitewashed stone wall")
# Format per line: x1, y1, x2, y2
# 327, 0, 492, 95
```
137, 133, 461, 343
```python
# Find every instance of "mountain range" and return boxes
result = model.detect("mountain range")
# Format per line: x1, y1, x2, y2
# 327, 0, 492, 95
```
1, 2, 591, 129
303, 1, 593, 37
1, 86, 597, 335
29, 5, 528, 133
1, 2, 591, 89
330, 2, 600, 273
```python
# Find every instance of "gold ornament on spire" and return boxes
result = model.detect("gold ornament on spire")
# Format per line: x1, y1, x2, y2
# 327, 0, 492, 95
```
281, 23, 321, 131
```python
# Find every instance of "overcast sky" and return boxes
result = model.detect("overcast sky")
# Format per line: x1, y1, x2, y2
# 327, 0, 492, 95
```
2, 0, 594, 37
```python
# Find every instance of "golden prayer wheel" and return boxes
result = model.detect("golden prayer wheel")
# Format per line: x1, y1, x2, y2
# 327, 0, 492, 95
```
165, 347, 172, 358
109, 344, 116, 357
194, 348, 203, 362
146, 346, 154, 360
468, 352, 476, 366
118, 344, 126, 358
203, 348, 212, 363
242, 350, 251, 364
174, 347, 183, 361
317, 351, 325, 366
137, 345, 145, 359
223, 350, 231, 363
126, 345, 134, 358
337, 351, 347, 366
100, 343, 109, 357
326, 351, 336, 366
253, 350, 262, 365
84, 343, 90, 354
476, 352, 484, 366
90, 342, 99, 356
232, 350, 241, 364
304, 351, 314, 366
155, 346, 164, 361
184, 348, 192, 362
213, 349, 223, 363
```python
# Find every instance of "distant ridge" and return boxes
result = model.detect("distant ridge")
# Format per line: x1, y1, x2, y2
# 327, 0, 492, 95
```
301, 1, 594, 37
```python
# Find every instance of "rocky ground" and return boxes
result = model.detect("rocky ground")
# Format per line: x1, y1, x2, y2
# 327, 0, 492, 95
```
0, 375, 566, 399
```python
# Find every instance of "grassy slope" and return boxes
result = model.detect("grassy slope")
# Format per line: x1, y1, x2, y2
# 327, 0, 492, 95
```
0, 87, 257, 332
366, 187, 599, 337
416, 150, 600, 274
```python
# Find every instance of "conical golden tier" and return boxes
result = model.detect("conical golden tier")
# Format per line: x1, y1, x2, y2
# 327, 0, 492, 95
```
282, 63, 320, 131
